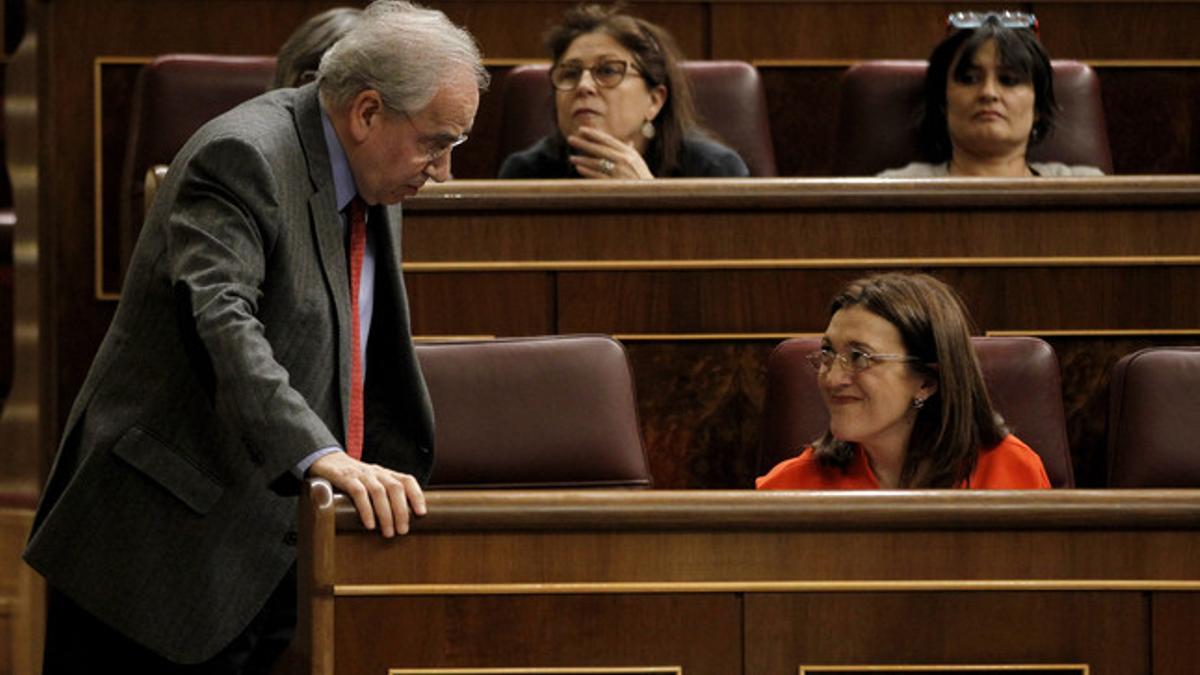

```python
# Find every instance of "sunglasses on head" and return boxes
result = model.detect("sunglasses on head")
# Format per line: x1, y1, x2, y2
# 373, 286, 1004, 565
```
946, 11, 1039, 35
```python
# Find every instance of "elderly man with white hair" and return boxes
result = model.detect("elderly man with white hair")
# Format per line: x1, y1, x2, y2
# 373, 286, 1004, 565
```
25, 2, 488, 672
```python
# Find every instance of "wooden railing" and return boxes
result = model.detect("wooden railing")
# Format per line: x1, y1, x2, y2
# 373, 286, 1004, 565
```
291, 480, 1200, 675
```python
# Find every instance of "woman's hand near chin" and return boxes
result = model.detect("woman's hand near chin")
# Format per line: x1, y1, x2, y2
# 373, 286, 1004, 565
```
567, 126, 655, 179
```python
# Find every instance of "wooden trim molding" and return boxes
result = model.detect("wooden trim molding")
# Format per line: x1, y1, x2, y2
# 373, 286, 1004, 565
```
407, 177, 1200, 211
403, 256, 1200, 273
797, 666, 1088, 675
335, 489, 1200, 532
334, 579, 1200, 597
388, 662, 681, 667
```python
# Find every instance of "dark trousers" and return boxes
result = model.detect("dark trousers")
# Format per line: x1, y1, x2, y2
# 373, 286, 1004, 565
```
42, 564, 297, 675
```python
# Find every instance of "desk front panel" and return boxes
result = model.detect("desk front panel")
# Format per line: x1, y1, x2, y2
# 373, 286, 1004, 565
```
302, 490, 1200, 675
334, 594, 739, 675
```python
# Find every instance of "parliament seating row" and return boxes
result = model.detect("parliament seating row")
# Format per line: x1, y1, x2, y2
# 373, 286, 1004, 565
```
417, 334, 1200, 490
119, 55, 1113, 248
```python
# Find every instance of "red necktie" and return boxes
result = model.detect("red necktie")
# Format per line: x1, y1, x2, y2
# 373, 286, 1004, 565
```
346, 196, 367, 460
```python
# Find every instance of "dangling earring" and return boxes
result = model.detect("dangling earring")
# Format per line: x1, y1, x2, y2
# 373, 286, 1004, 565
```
911, 397, 926, 410
641, 120, 656, 140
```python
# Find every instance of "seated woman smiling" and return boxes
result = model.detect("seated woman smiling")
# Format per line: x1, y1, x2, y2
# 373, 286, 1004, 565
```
757, 273, 1050, 490
498, 3, 748, 179
880, 11, 1103, 177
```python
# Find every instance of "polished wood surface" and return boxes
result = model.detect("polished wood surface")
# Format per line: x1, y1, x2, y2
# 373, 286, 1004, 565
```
746, 592, 1141, 673
1152, 593, 1200, 674
296, 483, 1200, 675
0, 507, 43, 675
0, 0, 46, 493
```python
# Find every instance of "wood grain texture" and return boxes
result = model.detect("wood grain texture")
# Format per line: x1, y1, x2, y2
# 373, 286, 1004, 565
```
713, 2, 1200, 61
1151, 593, 1200, 675
405, 271, 555, 337
291, 487, 1200, 674
333, 595, 739, 675
0, 509, 42, 675
745, 592, 1145, 674
625, 341, 771, 489
23, 0, 1200, 494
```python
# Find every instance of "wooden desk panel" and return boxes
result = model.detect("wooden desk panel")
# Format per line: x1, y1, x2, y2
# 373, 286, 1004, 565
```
712, 2, 1200, 61
402, 178, 1200, 263
0, 508, 42, 675
1152, 593, 1200, 674
335, 595, 740, 675
554, 267, 1200, 334
294, 484, 1200, 675
746, 592, 1144, 674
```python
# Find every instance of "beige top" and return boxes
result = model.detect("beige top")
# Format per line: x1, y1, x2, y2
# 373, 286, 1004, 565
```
878, 161, 1105, 177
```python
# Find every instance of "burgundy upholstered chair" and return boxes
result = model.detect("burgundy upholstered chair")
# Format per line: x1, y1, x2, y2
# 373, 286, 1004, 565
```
1107, 347, 1200, 487
416, 335, 652, 489
119, 54, 277, 268
498, 60, 778, 176
758, 336, 1074, 487
832, 60, 1113, 176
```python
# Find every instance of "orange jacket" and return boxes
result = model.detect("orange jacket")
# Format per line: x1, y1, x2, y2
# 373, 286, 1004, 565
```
756, 434, 1051, 490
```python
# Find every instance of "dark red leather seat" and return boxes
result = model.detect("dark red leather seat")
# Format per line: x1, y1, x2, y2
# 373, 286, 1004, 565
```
833, 60, 1113, 175
1107, 347, 1200, 487
758, 336, 1074, 487
416, 335, 652, 489
119, 54, 276, 267
498, 60, 777, 176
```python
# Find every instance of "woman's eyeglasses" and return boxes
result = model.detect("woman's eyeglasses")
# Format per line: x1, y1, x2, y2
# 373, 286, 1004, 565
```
550, 60, 642, 91
805, 348, 922, 374
947, 11, 1039, 34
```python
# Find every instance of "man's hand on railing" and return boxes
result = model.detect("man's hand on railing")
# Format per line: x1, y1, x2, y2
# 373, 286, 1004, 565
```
308, 452, 426, 537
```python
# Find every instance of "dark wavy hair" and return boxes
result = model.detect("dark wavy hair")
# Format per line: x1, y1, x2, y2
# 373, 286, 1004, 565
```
917, 19, 1057, 163
544, 3, 702, 176
812, 273, 1009, 488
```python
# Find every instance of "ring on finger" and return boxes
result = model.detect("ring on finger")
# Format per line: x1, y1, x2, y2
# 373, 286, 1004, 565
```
599, 158, 615, 175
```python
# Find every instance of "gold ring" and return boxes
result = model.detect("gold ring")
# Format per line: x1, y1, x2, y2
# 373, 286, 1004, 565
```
599, 159, 615, 175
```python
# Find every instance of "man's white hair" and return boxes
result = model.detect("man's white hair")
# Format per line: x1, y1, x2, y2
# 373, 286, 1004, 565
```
317, 0, 488, 112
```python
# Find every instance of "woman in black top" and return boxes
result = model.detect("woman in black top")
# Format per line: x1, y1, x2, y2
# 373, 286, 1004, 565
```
498, 3, 748, 179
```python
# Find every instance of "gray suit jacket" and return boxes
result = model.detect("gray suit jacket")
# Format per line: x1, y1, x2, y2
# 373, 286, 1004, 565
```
24, 84, 434, 663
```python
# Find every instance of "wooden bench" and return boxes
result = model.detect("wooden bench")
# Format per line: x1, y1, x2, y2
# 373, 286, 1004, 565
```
290, 480, 1200, 674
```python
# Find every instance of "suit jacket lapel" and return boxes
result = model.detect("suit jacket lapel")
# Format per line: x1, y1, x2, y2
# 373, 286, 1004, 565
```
295, 85, 352, 429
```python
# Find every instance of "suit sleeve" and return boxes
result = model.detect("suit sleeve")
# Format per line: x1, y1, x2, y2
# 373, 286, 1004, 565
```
164, 134, 340, 481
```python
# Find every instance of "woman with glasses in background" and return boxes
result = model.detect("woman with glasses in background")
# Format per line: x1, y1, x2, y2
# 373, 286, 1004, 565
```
498, 3, 748, 179
880, 11, 1103, 177
757, 272, 1050, 490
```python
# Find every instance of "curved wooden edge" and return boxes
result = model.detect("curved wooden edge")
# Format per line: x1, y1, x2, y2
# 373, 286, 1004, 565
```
406, 177, 1200, 211
295, 479, 337, 675
328, 489, 1200, 533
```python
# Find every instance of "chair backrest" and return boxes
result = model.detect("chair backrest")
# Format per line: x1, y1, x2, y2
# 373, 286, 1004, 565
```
416, 335, 652, 489
1107, 347, 1200, 487
832, 60, 1113, 176
758, 336, 1074, 487
498, 61, 778, 176
119, 54, 277, 266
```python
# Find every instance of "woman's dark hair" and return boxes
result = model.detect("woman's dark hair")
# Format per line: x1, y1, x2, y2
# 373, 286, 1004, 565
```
812, 273, 1009, 488
917, 19, 1057, 163
544, 3, 702, 176
274, 7, 363, 89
